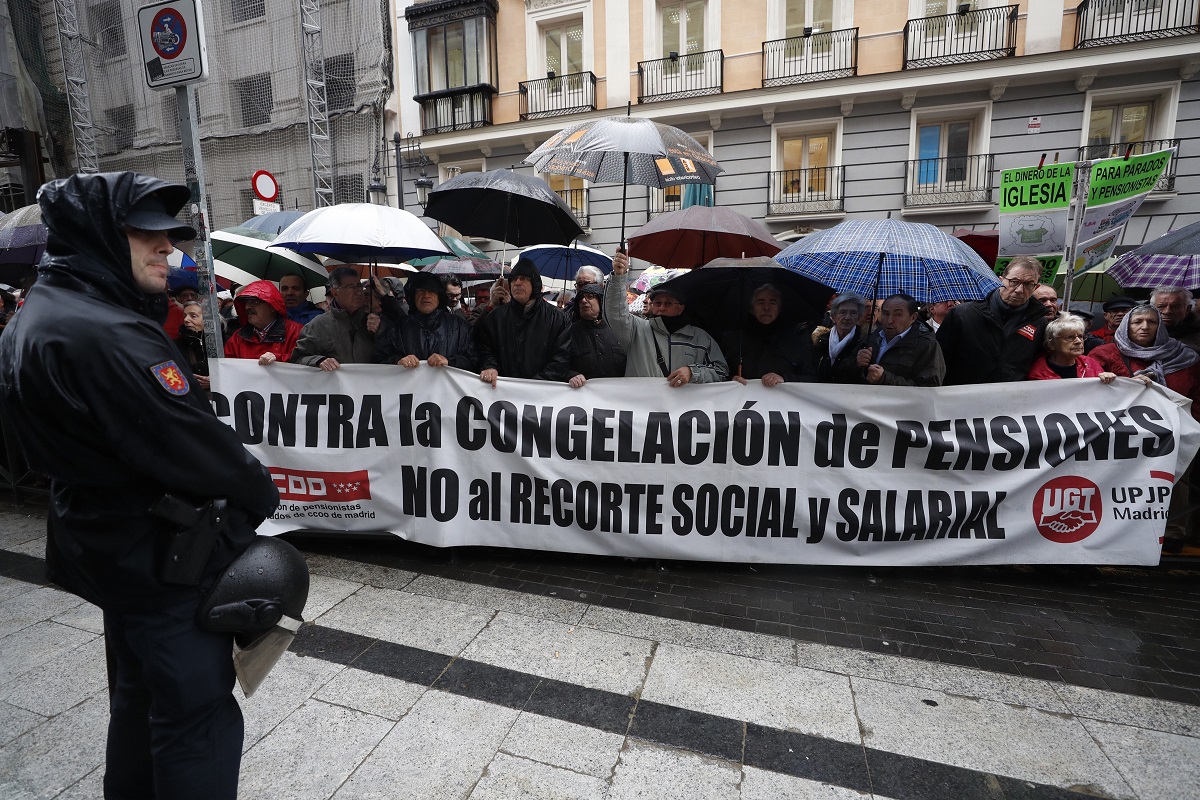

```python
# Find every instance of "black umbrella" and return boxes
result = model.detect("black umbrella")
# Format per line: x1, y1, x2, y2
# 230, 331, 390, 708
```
525, 115, 723, 246
422, 169, 583, 248
419, 257, 504, 281
0, 205, 47, 284
654, 256, 834, 334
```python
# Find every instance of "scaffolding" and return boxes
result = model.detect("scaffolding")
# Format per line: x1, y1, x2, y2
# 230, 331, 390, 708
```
52, 0, 98, 173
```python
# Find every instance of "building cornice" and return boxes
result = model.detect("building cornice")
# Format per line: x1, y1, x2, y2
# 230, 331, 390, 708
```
417, 37, 1200, 156
405, 0, 498, 29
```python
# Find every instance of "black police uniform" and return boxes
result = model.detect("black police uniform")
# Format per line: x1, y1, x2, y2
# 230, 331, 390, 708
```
0, 172, 279, 799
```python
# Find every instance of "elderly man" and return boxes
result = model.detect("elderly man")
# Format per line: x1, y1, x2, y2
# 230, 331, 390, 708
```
224, 280, 304, 364
1032, 283, 1059, 321
846, 293, 945, 386
475, 259, 570, 386
1151, 286, 1200, 352
560, 282, 627, 387
720, 284, 817, 387
278, 271, 323, 324
607, 251, 728, 385
936, 255, 1047, 384
375, 272, 476, 370
923, 299, 957, 332
814, 293, 867, 381
1089, 296, 1136, 344
291, 266, 383, 370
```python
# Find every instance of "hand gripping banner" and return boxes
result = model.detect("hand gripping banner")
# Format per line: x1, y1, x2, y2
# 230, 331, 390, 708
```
210, 362, 1200, 566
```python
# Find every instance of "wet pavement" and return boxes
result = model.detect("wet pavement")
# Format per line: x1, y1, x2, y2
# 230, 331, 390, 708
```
2, 505, 1199, 799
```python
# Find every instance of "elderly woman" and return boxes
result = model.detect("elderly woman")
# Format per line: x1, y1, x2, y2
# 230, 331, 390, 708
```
1027, 312, 1116, 383
1090, 305, 1200, 418
814, 293, 866, 382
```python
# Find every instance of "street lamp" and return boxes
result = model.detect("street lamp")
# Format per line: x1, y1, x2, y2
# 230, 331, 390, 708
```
414, 174, 434, 209
392, 131, 434, 213
367, 174, 388, 205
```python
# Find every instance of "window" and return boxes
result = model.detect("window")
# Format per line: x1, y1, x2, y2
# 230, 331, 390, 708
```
238, 188, 256, 221
660, 0, 706, 60
409, 3, 498, 96
335, 175, 365, 205
1087, 102, 1152, 149
88, 1, 126, 59
542, 20, 583, 77
785, 0, 832, 37
770, 121, 843, 214
324, 54, 356, 112
545, 173, 588, 226
1080, 83, 1179, 189
906, 103, 991, 207
782, 132, 832, 198
106, 105, 135, 151
229, 0, 266, 23
235, 74, 273, 127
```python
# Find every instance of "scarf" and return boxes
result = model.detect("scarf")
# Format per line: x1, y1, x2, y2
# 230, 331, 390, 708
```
1114, 307, 1199, 384
827, 326, 854, 361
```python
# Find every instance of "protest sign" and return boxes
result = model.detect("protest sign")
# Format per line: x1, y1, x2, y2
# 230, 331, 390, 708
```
997, 162, 1074, 281
211, 361, 1200, 566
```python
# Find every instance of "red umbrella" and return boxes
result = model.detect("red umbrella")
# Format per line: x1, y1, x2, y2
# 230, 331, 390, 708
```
627, 206, 782, 269
952, 228, 999, 270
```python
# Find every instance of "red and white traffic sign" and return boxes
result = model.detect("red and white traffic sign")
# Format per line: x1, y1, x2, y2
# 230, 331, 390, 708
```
251, 170, 279, 202
137, 0, 209, 89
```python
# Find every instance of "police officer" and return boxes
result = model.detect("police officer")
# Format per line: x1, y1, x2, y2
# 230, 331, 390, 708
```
0, 172, 280, 799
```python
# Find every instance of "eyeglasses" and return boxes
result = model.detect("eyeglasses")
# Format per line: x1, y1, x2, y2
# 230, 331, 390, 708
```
1003, 278, 1038, 290
1059, 334, 1086, 341
336, 283, 366, 293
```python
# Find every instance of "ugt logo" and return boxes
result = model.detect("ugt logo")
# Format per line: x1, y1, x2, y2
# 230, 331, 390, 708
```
1033, 476, 1102, 543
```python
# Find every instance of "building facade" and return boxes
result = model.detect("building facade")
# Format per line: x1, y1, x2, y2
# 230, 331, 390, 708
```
388, 0, 1198, 259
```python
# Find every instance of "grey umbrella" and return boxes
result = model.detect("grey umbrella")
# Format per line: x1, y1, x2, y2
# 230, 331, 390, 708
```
423, 169, 583, 247
524, 115, 723, 246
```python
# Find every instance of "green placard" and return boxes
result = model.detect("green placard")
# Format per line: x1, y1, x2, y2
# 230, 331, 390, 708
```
995, 255, 1062, 284
1087, 150, 1172, 206
999, 163, 1074, 213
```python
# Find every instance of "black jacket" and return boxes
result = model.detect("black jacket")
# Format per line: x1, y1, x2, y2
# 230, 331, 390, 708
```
720, 318, 818, 382
814, 326, 865, 382
936, 290, 1047, 385
475, 299, 571, 379
0, 172, 278, 610
560, 319, 627, 380
835, 322, 946, 386
375, 308, 478, 370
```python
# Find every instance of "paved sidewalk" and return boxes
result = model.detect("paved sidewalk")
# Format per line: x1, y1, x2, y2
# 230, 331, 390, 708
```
2, 508, 1199, 800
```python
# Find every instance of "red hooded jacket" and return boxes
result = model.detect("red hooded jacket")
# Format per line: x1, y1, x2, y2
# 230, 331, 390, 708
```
223, 280, 304, 361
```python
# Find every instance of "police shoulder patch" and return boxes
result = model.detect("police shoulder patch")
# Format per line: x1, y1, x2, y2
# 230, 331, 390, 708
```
151, 360, 190, 395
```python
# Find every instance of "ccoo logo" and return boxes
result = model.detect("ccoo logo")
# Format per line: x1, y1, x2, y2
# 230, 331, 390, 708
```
1033, 476, 1102, 543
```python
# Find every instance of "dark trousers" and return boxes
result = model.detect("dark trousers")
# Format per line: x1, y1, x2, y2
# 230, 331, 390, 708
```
102, 599, 243, 800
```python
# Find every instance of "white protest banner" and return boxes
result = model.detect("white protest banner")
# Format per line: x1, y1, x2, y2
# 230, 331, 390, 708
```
210, 361, 1200, 566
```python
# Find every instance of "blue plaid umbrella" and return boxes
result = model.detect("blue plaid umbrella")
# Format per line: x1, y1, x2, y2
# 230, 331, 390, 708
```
519, 242, 611, 281
775, 219, 1001, 303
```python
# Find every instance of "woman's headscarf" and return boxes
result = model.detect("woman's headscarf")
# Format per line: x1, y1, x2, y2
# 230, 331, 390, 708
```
1114, 305, 1199, 384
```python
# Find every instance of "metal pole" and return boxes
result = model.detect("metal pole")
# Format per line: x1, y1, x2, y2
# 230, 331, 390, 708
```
393, 133, 407, 211
177, 85, 222, 362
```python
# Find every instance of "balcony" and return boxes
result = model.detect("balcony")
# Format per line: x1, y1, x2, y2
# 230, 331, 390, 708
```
1075, 0, 1199, 47
762, 28, 858, 87
519, 72, 597, 120
415, 85, 495, 134
903, 5, 1017, 69
638, 49, 723, 103
1078, 138, 1181, 192
555, 187, 589, 228
767, 167, 845, 215
904, 153, 993, 207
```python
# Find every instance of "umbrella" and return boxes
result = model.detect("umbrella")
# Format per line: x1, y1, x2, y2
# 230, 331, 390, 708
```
408, 235, 490, 268
1053, 258, 1125, 305
518, 242, 611, 281
1107, 220, 1200, 289
0, 204, 47, 283
628, 206, 783, 269
776, 219, 1002, 304
419, 257, 504, 281
653, 255, 834, 333
631, 265, 690, 294
211, 226, 329, 289
239, 210, 306, 235
272, 203, 448, 265
423, 169, 583, 247
525, 115, 723, 245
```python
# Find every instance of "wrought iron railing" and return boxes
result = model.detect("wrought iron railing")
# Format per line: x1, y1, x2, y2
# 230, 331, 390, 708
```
519, 72, 597, 120
1078, 138, 1181, 192
904, 153, 994, 207
415, 85, 495, 134
767, 167, 845, 215
1075, 0, 1198, 47
638, 49, 723, 103
762, 28, 858, 87
903, 5, 1018, 69
555, 187, 589, 228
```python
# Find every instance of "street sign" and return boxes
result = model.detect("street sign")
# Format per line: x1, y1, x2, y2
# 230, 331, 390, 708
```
253, 198, 282, 215
251, 170, 279, 201
137, 0, 209, 89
